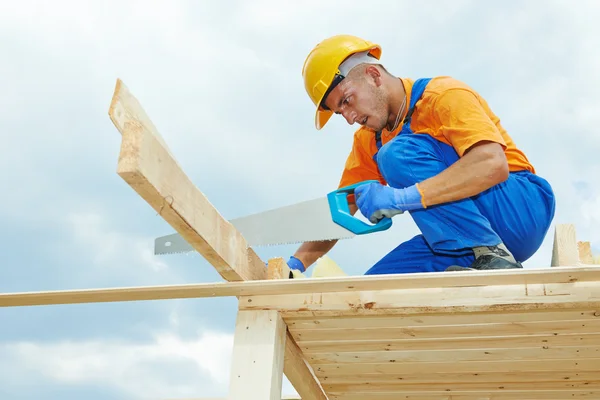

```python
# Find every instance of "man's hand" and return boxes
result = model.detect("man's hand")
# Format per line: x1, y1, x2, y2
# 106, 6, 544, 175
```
287, 256, 306, 278
354, 182, 423, 223
287, 256, 305, 271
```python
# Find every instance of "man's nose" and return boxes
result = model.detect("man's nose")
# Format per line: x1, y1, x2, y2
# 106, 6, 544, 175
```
342, 109, 357, 125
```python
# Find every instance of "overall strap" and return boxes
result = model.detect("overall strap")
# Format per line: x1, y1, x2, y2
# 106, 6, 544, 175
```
372, 130, 383, 162
374, 130, 383, 151
400, 77, 432, 134
372, 78, 432, 161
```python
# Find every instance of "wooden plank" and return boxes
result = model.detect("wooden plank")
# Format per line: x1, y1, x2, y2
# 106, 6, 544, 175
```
287, 308, 600, 330
0, 265, 600, 308
325, 381, 600, 392
307, 345, 600, 364
326, 390, 599, 399
292, 319, 600, 342
108, 78, 265, 282
283, 330, 328, 400
240, 280, 600, 317
319, 370, 600, 384
228, 310, 286, 399
314, 358, 600, 375
302, 333, 600, 353
327, 393, 598, 400
551, 224, 580, 267
2, 266, 599, 308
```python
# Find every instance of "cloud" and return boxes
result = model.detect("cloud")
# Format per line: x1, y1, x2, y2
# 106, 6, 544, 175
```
580, 191, 600, 244
0, 329, 234, 399
65, 211, 170, 284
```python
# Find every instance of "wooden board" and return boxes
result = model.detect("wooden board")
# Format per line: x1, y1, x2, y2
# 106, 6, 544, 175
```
108, 78, 265, 282
2, 266, 599, 307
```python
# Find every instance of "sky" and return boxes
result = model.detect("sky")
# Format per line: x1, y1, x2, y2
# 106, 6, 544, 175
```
1, 0, 599, 398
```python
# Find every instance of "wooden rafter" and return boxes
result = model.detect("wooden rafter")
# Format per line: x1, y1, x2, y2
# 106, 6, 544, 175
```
108, 79, 265, 282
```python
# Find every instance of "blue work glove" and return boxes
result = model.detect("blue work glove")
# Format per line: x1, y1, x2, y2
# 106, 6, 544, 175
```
287, 256, 305, 272
354, 182, 424, 223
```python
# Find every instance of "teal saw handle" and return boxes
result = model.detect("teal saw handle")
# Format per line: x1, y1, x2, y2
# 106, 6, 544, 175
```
327, 179, 393, 235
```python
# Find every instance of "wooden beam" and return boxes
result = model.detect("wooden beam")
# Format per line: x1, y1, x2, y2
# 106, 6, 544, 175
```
283, 330, 328, 400
317, 369, 600, 384
108, 78, 265, 282
239, 279, 600, 317
266, 257, 328, 400
314, 358, 600, 379
551, 223, 580, 267
2, 266, 599, 308
579, 241, 594, 265
323, 392, 598, 399
228, 310, 286, 400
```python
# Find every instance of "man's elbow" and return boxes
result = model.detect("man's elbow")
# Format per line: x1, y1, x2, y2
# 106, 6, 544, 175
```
487, 148, 509, 185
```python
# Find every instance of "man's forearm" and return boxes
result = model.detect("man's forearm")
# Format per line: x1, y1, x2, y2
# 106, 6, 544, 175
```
293, 239, 338, 269
417, 141, 509, 207
292, 203, 358, 269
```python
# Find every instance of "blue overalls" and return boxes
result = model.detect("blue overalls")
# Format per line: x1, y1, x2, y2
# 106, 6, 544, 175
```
364, 78, 556, 274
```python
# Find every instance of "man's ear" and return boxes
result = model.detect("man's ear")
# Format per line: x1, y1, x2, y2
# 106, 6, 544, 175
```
365, 65, 383, 86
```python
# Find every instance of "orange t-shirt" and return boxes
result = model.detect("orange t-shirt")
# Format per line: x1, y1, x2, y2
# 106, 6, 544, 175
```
338, 76, 535, 197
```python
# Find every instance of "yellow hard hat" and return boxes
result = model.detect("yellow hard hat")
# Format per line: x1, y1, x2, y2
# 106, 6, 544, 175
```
302, 34, 382, 130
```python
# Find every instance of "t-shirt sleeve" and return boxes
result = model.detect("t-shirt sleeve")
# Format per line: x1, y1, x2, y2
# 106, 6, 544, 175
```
338, 132, 385, 204
434, 88, 506, 156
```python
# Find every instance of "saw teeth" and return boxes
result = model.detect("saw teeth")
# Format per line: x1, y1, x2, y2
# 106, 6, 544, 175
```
256, 236, 355, 247
155, 236, 354, 254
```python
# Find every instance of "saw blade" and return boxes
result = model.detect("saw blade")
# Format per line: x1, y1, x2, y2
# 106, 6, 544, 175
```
154, 197, 356, 255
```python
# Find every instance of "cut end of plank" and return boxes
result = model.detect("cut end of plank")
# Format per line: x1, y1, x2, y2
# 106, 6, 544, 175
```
268, 257, 291, 280
108, 78, 174, 158
108, 78, 125, 134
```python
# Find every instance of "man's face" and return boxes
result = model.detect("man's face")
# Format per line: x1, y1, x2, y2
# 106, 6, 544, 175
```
323, 67, 389, 131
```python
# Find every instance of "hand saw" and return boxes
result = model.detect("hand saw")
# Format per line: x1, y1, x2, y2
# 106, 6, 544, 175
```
154, 180, 393, 255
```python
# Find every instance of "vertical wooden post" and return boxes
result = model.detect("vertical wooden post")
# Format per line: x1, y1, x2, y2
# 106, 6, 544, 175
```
266, 257, 329, 400
551, 224, 580, 267
228, 310, 286, 400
